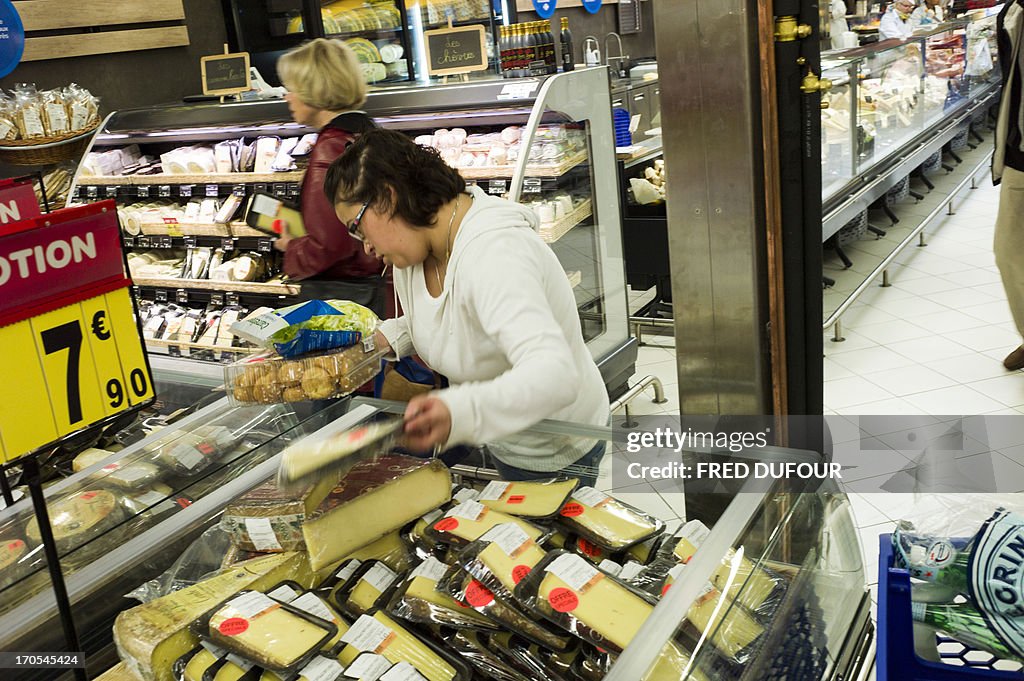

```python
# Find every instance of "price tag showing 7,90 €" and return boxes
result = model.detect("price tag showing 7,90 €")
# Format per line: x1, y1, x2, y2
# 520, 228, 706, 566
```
0, 200, 154, 462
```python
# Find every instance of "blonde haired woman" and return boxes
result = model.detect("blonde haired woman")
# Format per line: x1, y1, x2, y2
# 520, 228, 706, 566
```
274, 38, 386, 314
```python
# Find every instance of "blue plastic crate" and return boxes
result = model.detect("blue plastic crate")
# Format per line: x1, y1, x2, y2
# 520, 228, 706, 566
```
877, 535, 1023, 680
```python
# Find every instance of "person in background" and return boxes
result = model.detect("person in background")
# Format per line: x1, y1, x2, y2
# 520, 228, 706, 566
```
830, 0, 851, 49
880, 0, 918, 39
993, 0, 1024, 371
273, 39, 387, 316
913, 0, 946, 24
324, 129, 610, 487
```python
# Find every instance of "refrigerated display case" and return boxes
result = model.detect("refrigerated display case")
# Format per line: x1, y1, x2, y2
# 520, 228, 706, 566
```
68, 68, 636, 395
820, 12, 1002, 236
0, 396, 871, 681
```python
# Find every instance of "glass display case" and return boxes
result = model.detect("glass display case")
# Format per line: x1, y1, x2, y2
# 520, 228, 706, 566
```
820, 13, 1002, 205
68, 68, 636, 395
0, 396, 871, 681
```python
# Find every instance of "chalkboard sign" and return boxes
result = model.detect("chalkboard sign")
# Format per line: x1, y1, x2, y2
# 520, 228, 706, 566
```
201, 51, 251, 96
423, 25, 489, 77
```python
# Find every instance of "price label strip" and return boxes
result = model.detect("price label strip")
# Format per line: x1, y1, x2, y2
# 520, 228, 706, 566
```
0, 200, 154, 461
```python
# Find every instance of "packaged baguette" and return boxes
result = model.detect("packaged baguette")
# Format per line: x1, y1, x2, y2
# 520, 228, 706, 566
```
475, 478, 579, 519
555, 487, 665, 551
13, 83, 45, 139
385, 556, 498, 631
437, 563, 573, 651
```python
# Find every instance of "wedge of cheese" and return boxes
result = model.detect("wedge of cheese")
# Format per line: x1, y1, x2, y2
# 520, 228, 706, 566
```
208, 592, 332, 672
287, 591, 350, 653
661, 576, 764, 660
343, 531, 415, 573
222, 473, 340, 552
183, 648, 220, 681
303, 456, 451, 570
113, 552, 310, 681
337, 612, 457, 681
427, 502, 544, 548
556, 488, 663, 551
463, 529, 548, 598
389, 557, 496, 630
476, 479, 578, 518
345, 562, 398, 615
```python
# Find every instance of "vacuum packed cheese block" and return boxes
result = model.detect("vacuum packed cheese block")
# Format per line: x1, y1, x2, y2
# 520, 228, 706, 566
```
183, 648, 220, 681
662, 573, 764, 659
462, 525, 548, 597
556, 487, 664, 551
343, 530, 415, 573
303, 456, 451, 570
208, 592, 333, 672
426, 501, 544, 548
113, 552, 310, 681
344, 561, 399, 615
287, 591, 349, 652
221, 474, 340, 552
476, 479, 578, 519
212, 657, 258, 681
73, 447, 116, 472
389, 557, 496, 630
337, 612, 457, 681
25, 489, 125, 551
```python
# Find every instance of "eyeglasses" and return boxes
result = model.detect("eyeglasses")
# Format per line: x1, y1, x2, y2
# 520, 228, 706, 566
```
346, 201, 370, 242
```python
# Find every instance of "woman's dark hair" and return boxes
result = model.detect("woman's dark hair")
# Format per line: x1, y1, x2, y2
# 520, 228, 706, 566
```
323, 128, 466, 227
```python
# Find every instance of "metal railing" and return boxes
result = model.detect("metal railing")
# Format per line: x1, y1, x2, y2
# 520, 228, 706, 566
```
823, 149, 995, 341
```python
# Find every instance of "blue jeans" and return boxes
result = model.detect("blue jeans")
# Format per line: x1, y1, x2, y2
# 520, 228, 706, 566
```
493, 440, 607, 488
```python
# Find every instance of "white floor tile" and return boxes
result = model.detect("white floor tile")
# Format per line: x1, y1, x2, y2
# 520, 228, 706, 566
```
890, 276, 961, 297
854, 319, 932, 344
911, 309, 998, 333
823, 330, 882, 355
862, 364, 958, 397
945, 325, 1022, 353
930, 353, 1013, 383
924, 287, 999, 310
966, 373, 1024, 408
941, 268, 1003, 288
904, 385, 1006, 415
840, 304, 899, 327
824, 357, 855, 381
829, 346, 917, 375
826, 376, 895, 409
962, 299, 1017, 325
885, 335, 975, 363
837, 397, 924, 415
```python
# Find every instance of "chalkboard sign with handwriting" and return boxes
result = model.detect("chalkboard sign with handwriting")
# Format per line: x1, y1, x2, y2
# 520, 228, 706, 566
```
201, 52, 252, 96
424, 25, 489, 76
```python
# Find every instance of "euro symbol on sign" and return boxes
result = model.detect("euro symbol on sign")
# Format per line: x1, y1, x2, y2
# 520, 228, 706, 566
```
91, 311, 111, 341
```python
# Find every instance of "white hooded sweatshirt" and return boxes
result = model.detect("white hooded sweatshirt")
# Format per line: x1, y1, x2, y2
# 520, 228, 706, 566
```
378, 185, 609, 471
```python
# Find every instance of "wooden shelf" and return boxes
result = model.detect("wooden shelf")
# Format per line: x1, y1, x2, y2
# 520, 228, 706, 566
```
82, 170, 306, 185
540, 199, 592, 244
457, 150, 589, 180
132, 277, 300, 295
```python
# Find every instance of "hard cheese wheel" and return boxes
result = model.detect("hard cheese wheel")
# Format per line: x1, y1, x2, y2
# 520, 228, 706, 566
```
25, 490, 123, 551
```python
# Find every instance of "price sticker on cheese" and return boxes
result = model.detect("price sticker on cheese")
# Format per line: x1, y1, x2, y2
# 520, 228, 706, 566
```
0, 201, 154, 462
571, 487, 611, 508
478, 481, 511, 501
481, 523, 534, 558
341, 615, 397, 654
545, 552, 604, 593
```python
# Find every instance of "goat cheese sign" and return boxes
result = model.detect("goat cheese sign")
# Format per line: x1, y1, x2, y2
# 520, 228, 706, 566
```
0, 200, 153, 461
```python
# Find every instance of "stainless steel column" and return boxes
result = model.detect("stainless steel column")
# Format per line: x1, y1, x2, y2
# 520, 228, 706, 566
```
654, 1, 770, 414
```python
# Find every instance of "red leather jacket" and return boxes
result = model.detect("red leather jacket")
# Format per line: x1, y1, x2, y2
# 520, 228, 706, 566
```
284, 123, 381, 280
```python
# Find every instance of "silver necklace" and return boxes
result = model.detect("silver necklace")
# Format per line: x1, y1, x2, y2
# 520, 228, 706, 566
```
433, 195, 460, 291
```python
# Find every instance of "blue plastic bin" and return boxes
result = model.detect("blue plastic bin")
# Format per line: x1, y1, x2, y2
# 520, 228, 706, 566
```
877, 535, 1023, 680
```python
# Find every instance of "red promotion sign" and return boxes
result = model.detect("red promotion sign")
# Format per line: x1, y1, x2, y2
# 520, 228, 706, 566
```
0, 178, 41, 236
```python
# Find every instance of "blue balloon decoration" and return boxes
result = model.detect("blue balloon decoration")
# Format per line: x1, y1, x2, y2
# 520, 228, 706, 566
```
0, 1, 24, 79
532, 0, 556, 19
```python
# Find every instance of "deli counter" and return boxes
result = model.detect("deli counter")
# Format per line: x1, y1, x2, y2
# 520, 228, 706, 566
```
820, 10, 1002, 240
0, 380, 871, 681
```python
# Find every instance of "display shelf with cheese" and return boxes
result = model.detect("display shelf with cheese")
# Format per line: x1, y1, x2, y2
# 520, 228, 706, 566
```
819, 11, 1002, 242
77, 171, 307, 187
131, 278, 300, 296
19, 397, 871, 681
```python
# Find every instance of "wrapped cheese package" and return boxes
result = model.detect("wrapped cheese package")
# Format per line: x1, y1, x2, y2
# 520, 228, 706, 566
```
336, 611, 471, 681
203, 590, 337, 674
513, 551, 706, 681
266, 585, 350, 654
423, 501, 549, 549
434, 627, 531, 681
385, 557, 498, 631
438, 563, 573, 652
475, 478, 579, 519
455, 523, 549, 601
555, 487, 665, 551
336, 560, 402, 618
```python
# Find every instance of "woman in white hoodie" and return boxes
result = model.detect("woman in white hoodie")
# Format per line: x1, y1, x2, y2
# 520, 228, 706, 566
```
324, 128, 610, 485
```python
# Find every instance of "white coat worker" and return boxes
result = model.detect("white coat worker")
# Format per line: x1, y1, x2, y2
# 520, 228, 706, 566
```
830, 0, 850, 49
880, 0, 918, 40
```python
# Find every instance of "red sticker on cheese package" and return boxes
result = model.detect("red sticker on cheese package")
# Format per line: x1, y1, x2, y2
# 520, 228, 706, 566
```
548, 587, 580, 613
218, 617, 250, 636
465, 580, 495, 607
434, 518, 459, 532
512, 565, 532, 584
560, 502, 584, 518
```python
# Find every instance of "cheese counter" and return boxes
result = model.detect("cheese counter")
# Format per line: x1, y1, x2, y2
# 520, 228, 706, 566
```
0, 397, 871, 681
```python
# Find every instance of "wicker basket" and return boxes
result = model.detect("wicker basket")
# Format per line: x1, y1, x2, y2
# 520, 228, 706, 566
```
0, 123, 99, 166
